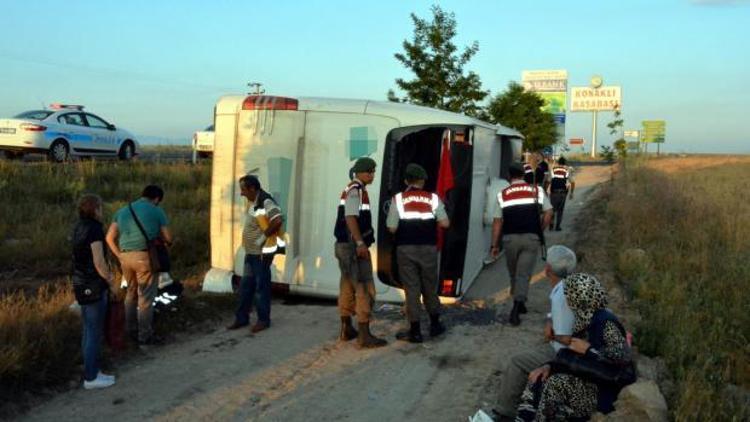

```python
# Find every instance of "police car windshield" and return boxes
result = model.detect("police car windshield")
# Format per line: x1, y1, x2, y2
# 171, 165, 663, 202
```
14, 110, 54, 120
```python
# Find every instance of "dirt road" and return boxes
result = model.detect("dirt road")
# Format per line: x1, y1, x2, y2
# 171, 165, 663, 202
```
20, 165, 612, 422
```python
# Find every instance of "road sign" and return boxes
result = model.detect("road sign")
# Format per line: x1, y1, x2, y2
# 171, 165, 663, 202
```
569, 138, 584, 145
624, 130, 640, 138
570, 86, 622, 111
641, 120, 666, 143
627, 141, 640, 151
553, 113, 566, 124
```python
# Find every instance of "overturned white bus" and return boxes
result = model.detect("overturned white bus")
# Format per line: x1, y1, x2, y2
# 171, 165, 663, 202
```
202, 95, 523, 302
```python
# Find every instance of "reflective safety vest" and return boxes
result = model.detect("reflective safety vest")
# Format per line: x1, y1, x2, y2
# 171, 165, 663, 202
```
550, 165, 570, 192
498, 182, 545, 235
251, 190, 286, 255
393, 188, 439, 246
334, 180, 375, 246
523, 163, 546, 186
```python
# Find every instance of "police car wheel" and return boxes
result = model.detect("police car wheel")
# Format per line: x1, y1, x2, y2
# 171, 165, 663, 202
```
118, 141, 134, 161
49, 140, 69, 162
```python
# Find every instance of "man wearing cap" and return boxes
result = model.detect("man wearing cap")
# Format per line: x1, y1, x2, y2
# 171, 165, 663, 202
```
333, 157, 387, 349
491, 162, 552, 326
548, 156, 575, 231
227, 174, 284, 334
386, 163, 450, 343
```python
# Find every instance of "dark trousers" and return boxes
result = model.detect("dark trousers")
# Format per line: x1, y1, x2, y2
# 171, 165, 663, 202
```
81, 294, 108, 381
550, 191, 568, 229
235, 254, 272, 325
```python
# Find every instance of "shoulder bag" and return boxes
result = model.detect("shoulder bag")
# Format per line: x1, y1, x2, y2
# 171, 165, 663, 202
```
128, 203, 163, 272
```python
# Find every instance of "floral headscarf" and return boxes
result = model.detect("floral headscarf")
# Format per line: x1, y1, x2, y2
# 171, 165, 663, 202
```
563, 273, 608, 333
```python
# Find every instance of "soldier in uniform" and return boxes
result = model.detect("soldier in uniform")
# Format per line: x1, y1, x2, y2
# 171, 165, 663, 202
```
549, 157, 575, 231
491, 163, 553, 326
333, 157, 387, 349
386, 163, 450, 343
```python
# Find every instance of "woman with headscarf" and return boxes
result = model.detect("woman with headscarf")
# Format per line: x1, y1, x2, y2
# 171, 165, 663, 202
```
516, 273, 633, 421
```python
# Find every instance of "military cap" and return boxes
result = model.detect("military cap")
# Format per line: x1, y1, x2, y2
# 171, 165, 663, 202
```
404, 163, 428, 180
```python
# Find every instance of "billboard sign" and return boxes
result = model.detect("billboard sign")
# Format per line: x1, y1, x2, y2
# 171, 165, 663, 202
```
570, 86, 622, 111
521, 70, 568, 92
523, 70, 567, 146
569, 138, 584, 145
641, 120, 666, 143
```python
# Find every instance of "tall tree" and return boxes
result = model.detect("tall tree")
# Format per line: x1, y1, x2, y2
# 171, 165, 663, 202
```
388, 5, 487, 117
485, 82, 557, 151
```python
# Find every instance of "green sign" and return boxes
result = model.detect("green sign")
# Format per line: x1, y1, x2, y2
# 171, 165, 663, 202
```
539, 92, 566, 114
641, 120, 666, 143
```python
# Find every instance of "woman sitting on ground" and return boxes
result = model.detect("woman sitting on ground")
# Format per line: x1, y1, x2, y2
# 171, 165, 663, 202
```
516, 273, 633, 420
71, 194, 116, 390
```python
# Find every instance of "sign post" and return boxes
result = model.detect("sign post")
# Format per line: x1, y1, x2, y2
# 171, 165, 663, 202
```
641, 120, 666, 156
570, 75, 622, 158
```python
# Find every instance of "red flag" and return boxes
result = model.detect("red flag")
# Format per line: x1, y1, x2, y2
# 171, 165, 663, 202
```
436, 136, 454, 250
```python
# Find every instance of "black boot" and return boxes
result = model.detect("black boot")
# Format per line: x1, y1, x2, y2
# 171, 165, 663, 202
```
357, 322, 388, 349
509, 301, 522, 326
518, 302, 527, 314
339, 316, 358, 341
429, 314, 446, 337
396, 321, 423, 343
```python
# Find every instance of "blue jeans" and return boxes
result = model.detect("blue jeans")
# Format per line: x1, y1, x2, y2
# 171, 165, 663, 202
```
234, 254, 272, 326
81, 294, 108, 381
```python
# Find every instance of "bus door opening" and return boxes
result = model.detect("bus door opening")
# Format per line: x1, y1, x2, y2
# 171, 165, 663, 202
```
376, 126, 474, 297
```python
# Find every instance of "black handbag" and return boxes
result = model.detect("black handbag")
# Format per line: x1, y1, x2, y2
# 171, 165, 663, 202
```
550, 348, 636, 387
72, 275, 104, 305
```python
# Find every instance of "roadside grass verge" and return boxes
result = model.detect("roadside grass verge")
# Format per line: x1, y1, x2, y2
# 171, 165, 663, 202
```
597, 156, 750, 420
0, 159, 211, 282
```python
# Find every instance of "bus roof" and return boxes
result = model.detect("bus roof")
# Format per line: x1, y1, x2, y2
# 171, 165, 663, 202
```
216, 95, 523, 139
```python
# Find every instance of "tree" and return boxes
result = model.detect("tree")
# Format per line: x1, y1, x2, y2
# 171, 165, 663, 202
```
388, 5, 488, 117
607, 107, 626, 158
484, 81, 557, 151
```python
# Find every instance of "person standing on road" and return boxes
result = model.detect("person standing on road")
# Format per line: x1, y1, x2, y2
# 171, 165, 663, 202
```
523, 152, 549, 189
72, 194, 116, 389
494, 245, 576, 419
227, 174, 284, 333
386, 163, 449, 343
548, 157, 575, 231
491, 163, 552, 326
334, 157, 387, 349
106, 185, 172, 346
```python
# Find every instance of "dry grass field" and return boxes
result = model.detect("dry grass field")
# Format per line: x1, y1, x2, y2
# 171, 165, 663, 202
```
604, 155, 750, 420
0, 159, 234, 413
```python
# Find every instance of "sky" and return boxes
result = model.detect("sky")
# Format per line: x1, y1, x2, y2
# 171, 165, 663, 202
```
1, 0, 749, 153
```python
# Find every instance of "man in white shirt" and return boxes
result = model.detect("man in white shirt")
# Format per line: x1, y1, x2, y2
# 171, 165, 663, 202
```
494, 245, 577, 419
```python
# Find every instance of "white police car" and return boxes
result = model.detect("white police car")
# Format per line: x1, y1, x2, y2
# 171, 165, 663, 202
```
0, 104, 139, 162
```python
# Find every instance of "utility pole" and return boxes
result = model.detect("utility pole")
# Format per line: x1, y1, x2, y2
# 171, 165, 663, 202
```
247, 82, 265, 95
591, 111, 598, 158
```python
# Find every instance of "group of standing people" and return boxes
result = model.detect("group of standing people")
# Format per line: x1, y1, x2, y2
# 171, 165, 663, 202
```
226, 157, 449, 349
71, 185, 172, 389
69, 153, 633, 420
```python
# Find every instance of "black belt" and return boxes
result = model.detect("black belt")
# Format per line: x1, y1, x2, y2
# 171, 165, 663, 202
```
121, 249, 147, 253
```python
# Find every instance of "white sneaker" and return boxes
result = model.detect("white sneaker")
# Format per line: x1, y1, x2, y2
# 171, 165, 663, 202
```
98, 371, 115, 382
83, 373, 115, 390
